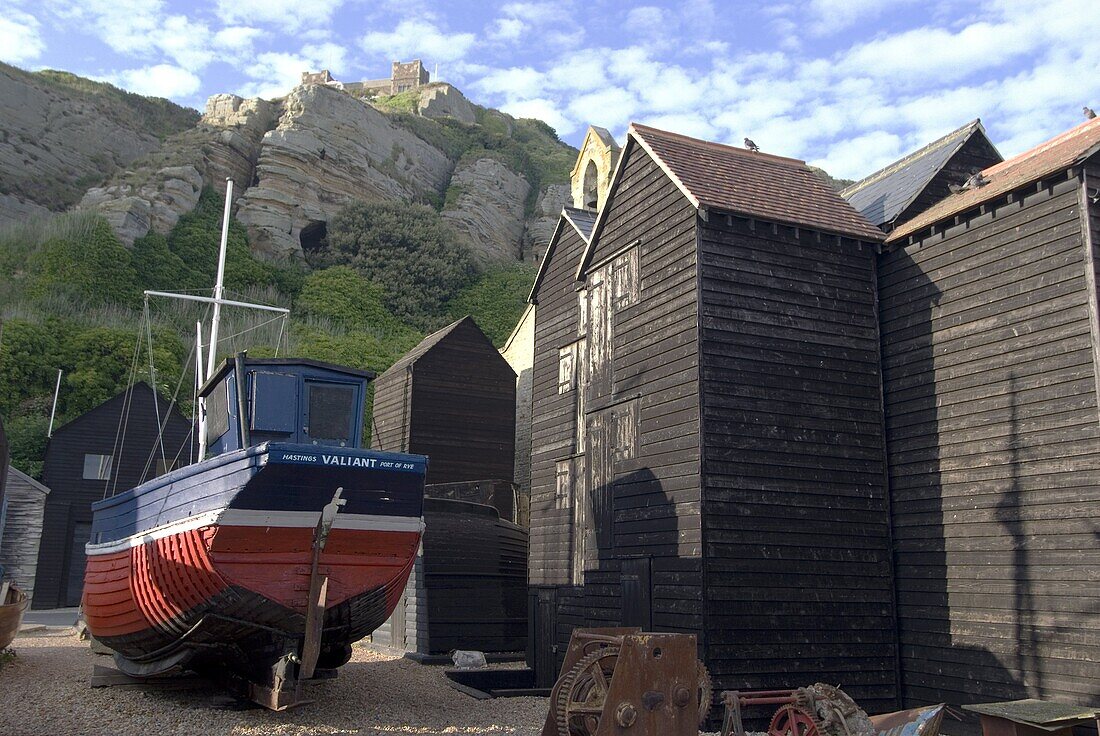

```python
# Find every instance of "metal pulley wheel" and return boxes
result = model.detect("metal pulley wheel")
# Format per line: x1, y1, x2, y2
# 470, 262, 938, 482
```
553, 645, 621, 736
770, 703, 822, 736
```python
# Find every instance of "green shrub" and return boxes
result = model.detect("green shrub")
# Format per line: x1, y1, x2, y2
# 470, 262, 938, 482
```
5, 414, 50, 478
297, 266, 417, 339
447, 263, 537, 346
316, 201, 478, 330
26, 217, 140, 307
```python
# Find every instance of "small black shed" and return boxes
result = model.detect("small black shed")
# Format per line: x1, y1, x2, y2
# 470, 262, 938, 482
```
371, 317, 528, 656
34, 382, 191, 609
371, 316, 517, 484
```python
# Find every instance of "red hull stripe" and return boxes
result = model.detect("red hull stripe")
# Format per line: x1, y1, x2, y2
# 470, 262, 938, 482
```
84, 524, 421, 639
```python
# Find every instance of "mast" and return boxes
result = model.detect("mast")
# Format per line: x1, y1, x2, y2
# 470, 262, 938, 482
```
206, 178, 234, 379
196, 321, 206, 458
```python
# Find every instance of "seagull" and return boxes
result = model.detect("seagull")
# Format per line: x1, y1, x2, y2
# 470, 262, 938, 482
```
744, 137, 760, 152
1086, 106, 1097, 119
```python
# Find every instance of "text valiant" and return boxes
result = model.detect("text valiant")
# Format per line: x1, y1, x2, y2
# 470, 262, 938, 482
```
321, 455, 378, 468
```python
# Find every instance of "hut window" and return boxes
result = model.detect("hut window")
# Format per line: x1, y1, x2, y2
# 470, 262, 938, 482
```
577, 289, 588, 336
583, 160, 598, 210
612, 399, 638, 462
83, 454, 113, 481
555, 460, 572, 509
613, 248, 639, 309
558, 343, 578, 394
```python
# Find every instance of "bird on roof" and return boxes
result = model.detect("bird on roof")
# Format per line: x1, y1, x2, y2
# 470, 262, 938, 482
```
744, 137, 760, 152
1086, 106, 1097, 119
963, 171, 988, 190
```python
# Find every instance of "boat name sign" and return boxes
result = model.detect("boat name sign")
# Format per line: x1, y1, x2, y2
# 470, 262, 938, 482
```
269, 448, 424, 473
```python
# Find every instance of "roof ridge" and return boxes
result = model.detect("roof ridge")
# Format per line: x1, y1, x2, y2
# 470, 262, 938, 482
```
629, 122, 807, 167
841, 119, 983, 198
982, 115, 1100, 177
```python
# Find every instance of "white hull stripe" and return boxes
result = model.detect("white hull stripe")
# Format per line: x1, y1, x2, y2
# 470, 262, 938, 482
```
86, 509, 424, 556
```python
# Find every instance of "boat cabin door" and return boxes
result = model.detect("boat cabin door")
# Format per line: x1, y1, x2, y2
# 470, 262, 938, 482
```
302, 380, 358, 447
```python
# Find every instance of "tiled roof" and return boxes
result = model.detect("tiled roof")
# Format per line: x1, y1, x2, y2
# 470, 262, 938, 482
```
888, 116, 1100, 243
563, 207, 597, 240
528, 207, 597, 302
841, 119, 993, 227
630, 123, 883, 241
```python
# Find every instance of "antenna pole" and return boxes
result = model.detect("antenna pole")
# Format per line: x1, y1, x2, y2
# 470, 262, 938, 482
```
47, 369, 62, 438
206, 177, 234, 378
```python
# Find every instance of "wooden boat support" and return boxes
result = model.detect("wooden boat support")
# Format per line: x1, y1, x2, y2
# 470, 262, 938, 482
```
0, 582, 29, 650
250, 486, 347, 711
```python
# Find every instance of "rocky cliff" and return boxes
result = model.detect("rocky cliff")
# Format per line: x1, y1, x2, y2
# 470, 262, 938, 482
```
0, 63, 199, 225
0, 65, 577, 265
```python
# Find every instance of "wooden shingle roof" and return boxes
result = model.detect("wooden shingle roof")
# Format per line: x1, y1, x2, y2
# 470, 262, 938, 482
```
888, 116, 1100, 243
630, 123, 884, 241
841, 119, 997, 227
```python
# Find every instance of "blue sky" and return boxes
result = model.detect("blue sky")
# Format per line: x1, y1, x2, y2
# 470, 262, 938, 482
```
3, 0, 1098, 180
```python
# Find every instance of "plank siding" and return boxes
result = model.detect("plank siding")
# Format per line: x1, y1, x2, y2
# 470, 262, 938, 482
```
879, 171, 1100, 708
371, 317, 516, 485
698, 216, 897, 712
35, 383, 191, 609
528, 141, 703, 669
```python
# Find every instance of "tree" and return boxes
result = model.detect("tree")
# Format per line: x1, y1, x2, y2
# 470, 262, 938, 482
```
27, 217, 140, 306
317, 201, 478, 330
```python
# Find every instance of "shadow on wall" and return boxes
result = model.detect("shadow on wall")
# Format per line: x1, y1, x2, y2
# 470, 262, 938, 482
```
885, 249, 1025, 710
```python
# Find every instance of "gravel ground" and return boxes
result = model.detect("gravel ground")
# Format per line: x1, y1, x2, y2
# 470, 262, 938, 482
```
0, 635, 548, 736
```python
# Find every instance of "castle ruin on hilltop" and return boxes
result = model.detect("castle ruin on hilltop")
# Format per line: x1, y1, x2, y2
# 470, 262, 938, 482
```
301, 60, 430, 97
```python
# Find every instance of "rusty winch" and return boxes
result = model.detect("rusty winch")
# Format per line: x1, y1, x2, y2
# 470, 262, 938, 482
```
540, 628, 712, 736
719, 684, 876, 736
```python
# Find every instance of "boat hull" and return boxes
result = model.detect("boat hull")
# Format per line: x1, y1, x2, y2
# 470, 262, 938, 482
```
83, 443, 426, 680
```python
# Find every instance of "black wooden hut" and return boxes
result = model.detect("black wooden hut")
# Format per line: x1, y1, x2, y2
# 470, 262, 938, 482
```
528, 124, 897, 712
33, 382, 190, 609
370, 317, 528, 656
871, 117, 1100, 709
371, 316, 516, 484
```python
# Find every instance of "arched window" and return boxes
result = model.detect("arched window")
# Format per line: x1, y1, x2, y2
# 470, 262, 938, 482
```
583, 159, 599, 210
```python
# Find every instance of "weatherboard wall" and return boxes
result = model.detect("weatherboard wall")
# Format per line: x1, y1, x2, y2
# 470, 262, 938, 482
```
371, 318, 517, 485
529, 141, 705, 669
697, 215, 898, 713
34, 384, 191, 609
879, 168, 1100, 707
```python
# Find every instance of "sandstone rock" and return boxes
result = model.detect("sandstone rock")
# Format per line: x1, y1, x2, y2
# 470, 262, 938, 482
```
79, 164, 202, 245
442, 157, 530, 264
235, 84, 453, 260
524, 184, 570, 260
0, 64, 194, 224
417, 84, 477, 125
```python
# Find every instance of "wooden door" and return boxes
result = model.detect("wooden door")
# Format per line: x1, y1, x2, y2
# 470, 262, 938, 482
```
620, 557, 652, 630
65, 521, 92, 607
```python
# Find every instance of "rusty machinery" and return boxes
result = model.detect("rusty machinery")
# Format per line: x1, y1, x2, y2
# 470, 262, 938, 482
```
540, 628, 712, 736
719, 684, 877, 736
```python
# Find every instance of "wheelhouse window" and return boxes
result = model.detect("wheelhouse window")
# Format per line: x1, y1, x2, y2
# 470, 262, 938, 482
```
306, 382, 356, 444
206, 379, 230, 441
83, 454, 113, 481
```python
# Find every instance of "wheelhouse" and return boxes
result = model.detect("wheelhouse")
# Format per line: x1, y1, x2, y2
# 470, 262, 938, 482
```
200, 357, 374, 457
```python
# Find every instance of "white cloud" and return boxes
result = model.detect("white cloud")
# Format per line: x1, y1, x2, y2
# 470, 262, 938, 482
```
113, 63, 201, 97
361, 19, 475, 64
213, 26, 264, 58
501, 98, 575, 137
0, 10, 45, 65
216, 0, 345, 32
804, 0, 921, 36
